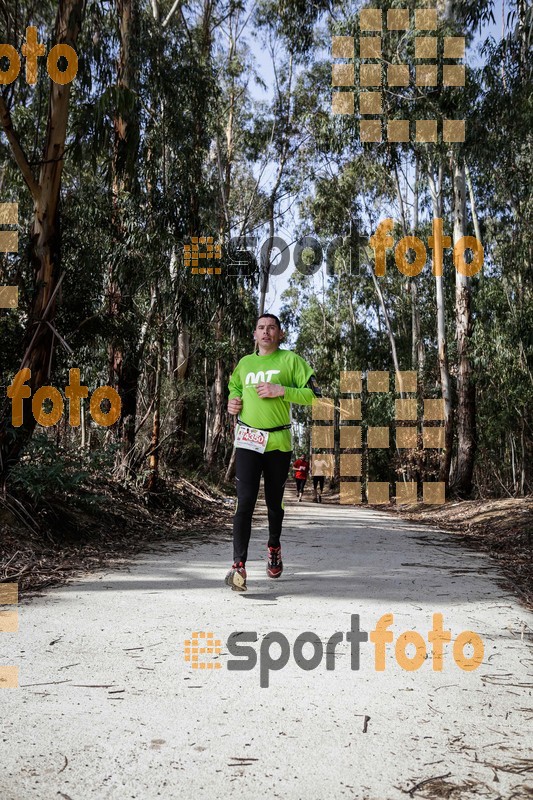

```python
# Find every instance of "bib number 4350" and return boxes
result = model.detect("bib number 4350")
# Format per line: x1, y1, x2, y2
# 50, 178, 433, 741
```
235, 425, 269, 454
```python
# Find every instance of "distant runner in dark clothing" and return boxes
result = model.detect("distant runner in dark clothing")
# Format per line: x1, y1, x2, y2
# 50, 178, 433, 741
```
312, 455, 330, 503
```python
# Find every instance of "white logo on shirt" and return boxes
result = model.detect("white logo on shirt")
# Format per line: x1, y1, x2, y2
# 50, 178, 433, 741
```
245, 369, 281, 385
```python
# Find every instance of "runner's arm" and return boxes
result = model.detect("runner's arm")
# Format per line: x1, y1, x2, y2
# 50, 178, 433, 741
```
284, 375, 321, 405
228, 365, 243, 414
228, 365, 243, 399
283, 386, 314, 405
283, 356, 321, 405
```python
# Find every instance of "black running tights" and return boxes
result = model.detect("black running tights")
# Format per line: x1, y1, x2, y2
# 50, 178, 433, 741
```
233, 448, 292, 564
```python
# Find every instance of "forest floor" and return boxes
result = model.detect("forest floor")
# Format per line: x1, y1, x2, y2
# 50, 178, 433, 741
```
386, 497, 533, 610
1, 481, 531, 609
0, 476, 234, 597
1, 487, 532, 799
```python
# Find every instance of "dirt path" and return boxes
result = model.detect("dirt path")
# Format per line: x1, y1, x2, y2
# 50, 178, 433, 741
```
1, 496, 532, 799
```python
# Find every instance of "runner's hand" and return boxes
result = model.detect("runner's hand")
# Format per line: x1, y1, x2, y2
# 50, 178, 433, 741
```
228, 398, 243, 415
256, 382, 285, 398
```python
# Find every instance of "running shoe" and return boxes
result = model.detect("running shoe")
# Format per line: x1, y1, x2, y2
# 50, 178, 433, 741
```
224, 561, 247, 591
267, 546, 283, 579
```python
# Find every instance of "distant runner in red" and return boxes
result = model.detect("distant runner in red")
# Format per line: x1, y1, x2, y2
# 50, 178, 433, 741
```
293, 455, 310, 502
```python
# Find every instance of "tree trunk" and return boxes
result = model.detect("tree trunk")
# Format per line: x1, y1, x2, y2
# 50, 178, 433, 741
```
204, 310, 225, 466
108, 0, 141, 480
393, 163, 424, 374
411, 157, 425, 373
167, 247, 190, 456
520, 416, 526, 496
370, 270, 401, 381
428, 165, 453, 487
170, 323, 190, 454
204, 23, 239, 467
451, 157, 476, 497
224, 446, 236, 482
259, 199, 275, 316
0, 0, 85, 482
259, 53, 293, 315
465, 162, 482, 244
80, 398, 87, 450
145, 331, 163, 493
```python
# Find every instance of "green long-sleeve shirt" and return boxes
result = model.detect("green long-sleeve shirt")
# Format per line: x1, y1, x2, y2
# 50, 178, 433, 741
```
228, 348, 315, 451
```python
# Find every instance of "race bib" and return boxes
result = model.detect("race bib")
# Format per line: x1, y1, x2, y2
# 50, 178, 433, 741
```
235, 424, 269, 454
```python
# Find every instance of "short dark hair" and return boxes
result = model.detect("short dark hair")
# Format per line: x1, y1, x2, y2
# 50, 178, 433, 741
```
256, 313, 281, 328
255, 314, 281, 330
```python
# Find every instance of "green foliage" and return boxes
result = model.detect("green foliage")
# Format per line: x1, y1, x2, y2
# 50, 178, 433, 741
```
11, 436, 89, 505
0, 0, 530, 499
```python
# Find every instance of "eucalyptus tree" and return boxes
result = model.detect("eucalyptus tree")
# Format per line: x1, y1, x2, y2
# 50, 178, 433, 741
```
0, 0, 86, 481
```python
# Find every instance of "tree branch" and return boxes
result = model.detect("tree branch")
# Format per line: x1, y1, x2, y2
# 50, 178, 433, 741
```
0, 96, 41, 201
162, 0, 181, 28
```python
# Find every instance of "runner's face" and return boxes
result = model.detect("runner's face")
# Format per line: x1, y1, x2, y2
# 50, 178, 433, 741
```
254, 319, 282, 354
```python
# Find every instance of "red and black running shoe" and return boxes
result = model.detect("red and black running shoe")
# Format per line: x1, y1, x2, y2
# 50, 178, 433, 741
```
225, 561, 247, 592
267, 546, 283, 579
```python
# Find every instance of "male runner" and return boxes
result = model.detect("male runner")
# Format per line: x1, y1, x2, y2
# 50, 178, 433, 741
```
225, 313, 320, 591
